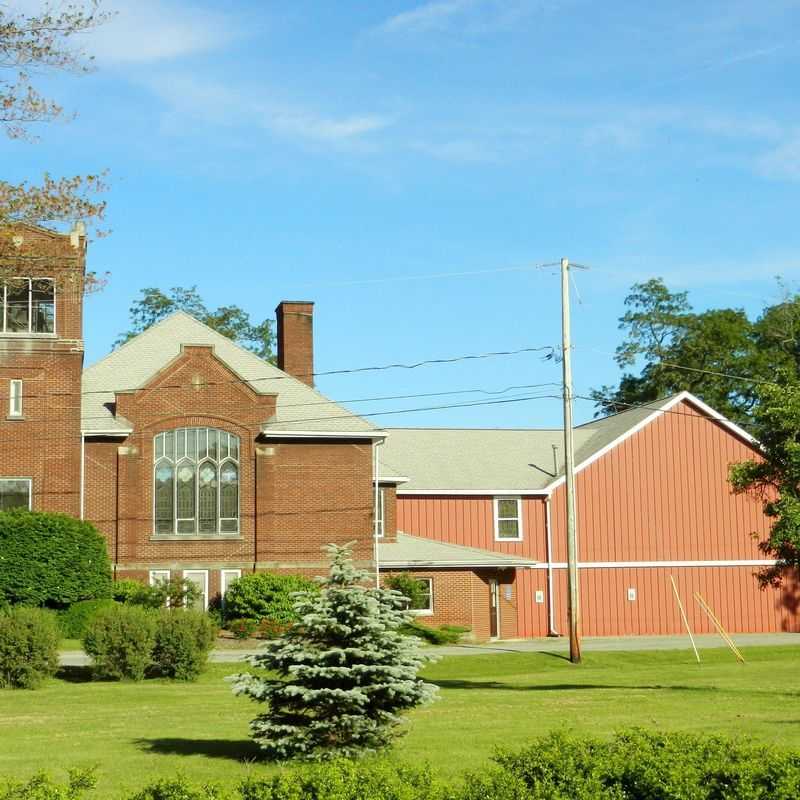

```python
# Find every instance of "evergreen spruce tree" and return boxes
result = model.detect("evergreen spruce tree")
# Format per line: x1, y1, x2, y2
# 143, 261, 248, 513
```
230, 543, 438, 760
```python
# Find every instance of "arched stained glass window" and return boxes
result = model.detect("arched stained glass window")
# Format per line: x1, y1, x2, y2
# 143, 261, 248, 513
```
153, 428, 240, 535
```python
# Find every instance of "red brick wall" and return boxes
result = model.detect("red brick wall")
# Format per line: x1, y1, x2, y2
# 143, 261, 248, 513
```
0, 225, 85, 516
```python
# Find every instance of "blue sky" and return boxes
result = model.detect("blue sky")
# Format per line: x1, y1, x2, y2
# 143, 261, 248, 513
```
4, 0, 800, 428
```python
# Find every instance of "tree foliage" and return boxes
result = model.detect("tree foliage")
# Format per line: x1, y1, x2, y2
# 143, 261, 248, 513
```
222, 571, 318, 626
729, 375, 800, 587
231, 544, 438, 760
593, 277, 800, 427
1, 2, 110, 277
0, 509, 112, 607
114, 286, 276, 361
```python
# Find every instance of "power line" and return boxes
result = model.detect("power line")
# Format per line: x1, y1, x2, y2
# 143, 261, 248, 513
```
2, 344, 558, 401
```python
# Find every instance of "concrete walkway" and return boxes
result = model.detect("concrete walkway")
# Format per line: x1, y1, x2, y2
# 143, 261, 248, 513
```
58, 632, 799, 667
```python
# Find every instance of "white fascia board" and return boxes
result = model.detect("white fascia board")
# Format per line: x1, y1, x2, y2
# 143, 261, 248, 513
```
543, 390, 758, 493
261, 429, 386, 441
379, 560, 537, 569
531, 559, 777, 569
81, 428, 133, 436
396, 488, 550, 496
374, 476, 410, 484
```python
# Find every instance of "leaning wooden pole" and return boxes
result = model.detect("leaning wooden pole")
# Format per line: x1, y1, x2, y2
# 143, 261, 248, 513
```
693, 592, 745, 663
669, 576, 700, 663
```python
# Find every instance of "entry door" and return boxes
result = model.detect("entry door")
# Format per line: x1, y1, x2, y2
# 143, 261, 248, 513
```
489, 579, 500, 638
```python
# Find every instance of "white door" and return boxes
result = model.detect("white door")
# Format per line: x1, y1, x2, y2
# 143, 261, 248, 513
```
183, 570, 209, 610
220, 569, 241, 609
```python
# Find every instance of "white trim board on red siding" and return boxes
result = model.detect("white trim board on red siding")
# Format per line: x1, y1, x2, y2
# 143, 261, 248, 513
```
529, 559, 777, 569
542, 391, 758, 494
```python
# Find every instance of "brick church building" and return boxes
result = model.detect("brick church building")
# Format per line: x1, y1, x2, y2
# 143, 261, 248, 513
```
1, 224, 797, 638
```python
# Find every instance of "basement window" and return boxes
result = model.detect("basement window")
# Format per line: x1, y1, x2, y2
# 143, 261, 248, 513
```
0, 478, 32, 510
0, 278, 55, 335
494, 497, 523, 541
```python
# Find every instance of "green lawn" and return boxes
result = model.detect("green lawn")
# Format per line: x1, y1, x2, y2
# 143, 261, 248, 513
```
2, 646, 799, 797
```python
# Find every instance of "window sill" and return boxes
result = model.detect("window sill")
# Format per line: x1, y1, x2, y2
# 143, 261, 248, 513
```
0, 332, 57, 339
411, 609, 434, 617
5, 416, 24, 422
150, 534, 242, 541
494, 537, 523, 543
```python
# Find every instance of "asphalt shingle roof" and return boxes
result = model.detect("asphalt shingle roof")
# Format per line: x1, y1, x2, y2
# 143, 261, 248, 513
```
81, 311, 378, 435
379, 532, 538, 567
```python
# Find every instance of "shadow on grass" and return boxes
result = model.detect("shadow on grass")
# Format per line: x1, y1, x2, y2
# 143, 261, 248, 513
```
432, 679, 721, 692
56, 666, 93, 683
136, 738, 263, 762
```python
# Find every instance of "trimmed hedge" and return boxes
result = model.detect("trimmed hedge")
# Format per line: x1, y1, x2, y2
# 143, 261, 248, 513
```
0, 510, 111, 607
0, 607, 60, 689
400, 621, 470, 645
57, 599, 118, 639
151, 609, 217, 681
222, 572, 318, 626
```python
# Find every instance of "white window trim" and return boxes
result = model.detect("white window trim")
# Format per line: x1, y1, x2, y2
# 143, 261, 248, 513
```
0, 477, 32, 510
1, 277, 56, 336
8, 380, 22, 418
182, 569, 209, 611
494, 496, 523, 542
220, 569, 241, 609
410, 577, 434, 616
149, 569, 170, 586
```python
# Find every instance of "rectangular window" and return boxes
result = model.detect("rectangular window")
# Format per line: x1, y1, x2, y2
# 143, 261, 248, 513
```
0, 478, 31, 510
410, 577, 433, 615
149, 570, 170, 586
183, 570, 209, 611
494, 497, 523, 541
8, 380, 22, 418
375, 487, 385, 537
1, 278, 55, 335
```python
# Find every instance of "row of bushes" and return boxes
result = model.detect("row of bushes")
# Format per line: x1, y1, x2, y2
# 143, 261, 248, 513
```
5, 730, 800, 798
0, 604, 216, 688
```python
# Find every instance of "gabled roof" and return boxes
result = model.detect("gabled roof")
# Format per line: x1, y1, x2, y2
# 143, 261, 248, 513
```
381, 392, 756, 494
81, 311, 379, 436
378, 532, 538, 568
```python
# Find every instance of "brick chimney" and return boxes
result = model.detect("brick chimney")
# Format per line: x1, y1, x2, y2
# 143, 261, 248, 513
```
275, 301, 314, 386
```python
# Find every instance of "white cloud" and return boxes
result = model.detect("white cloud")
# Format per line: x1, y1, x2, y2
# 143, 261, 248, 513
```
148, 74, 393, 146
375, 0, 541, 36
73, 0, 239, 65
756, 136, 800, 181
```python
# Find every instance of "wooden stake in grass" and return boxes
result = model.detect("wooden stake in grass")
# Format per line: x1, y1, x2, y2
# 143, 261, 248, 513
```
669, 575, 700, 664
693, 592, 745, 663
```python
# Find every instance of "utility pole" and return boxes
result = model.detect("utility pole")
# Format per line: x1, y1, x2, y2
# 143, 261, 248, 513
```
560, 257, 582, 664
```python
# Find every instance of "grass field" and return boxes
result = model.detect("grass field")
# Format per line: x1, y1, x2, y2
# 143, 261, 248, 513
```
2, 646, 799, 796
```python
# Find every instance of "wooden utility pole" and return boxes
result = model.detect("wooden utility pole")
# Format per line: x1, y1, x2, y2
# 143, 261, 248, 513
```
561, 257, 582, 663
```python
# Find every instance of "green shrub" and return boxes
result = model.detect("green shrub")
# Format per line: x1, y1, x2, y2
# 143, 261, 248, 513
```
112, 579, 150, 605
57, 599, 118, 639
400, 620, 468, 645
83, 605, 156, 681
126, 777, 222, 800
239, 759, 441, 800
0, 510, 112, 608
384, 573, 430, 610
0, 769, 96, 800
471, 729, 800, 800
222, 572, 317, 626
151, 609, 217, 681
0, 607, 60, 689
227, 618, 258, 640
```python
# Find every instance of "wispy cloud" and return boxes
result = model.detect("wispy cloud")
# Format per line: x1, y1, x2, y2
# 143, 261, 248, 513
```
148, 74, 393, 146
374, 0, 541, 36
80, 0, 240, 65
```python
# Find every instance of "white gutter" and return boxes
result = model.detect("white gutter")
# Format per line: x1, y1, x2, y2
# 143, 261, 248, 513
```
261, 429, 386, 440
544, 495, 558, 636
379, 560, 537, 568
397, 488, 550, 496
79, 434, 85, 520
